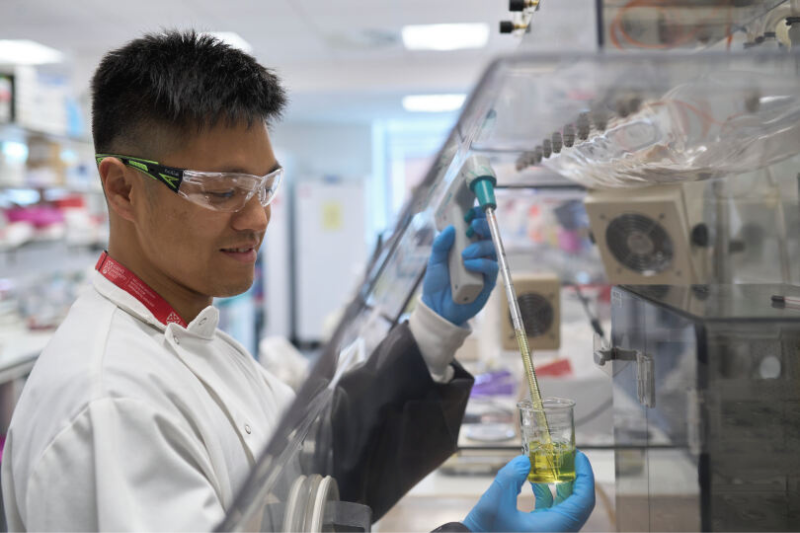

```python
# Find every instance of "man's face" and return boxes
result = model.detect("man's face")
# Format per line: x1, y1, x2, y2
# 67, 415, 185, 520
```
133, 121, 276, 299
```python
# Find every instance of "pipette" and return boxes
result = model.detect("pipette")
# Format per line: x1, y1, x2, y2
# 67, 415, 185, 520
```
460, 156, 557, 476
484, 207, 547, 410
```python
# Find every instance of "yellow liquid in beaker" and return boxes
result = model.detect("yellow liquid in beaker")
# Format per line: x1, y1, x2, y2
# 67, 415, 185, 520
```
527, 441, 576, 483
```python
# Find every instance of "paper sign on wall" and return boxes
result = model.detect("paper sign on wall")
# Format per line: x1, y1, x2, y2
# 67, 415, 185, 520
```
321, 201, 343, 231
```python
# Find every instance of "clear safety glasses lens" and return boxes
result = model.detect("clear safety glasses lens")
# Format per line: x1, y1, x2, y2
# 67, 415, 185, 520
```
178, 168, 283, 212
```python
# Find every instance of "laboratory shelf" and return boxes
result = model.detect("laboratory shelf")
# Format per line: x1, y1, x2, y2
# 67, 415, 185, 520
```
0, 182, 103, 194
0, 122, 92, 145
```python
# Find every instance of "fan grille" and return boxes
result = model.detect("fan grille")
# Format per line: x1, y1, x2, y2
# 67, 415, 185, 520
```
512, 292, 554, 338
606, 213, 674, 275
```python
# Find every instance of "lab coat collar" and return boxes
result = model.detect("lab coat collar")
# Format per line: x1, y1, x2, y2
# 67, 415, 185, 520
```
91, 272, 219, 339
92, 271, 258, 462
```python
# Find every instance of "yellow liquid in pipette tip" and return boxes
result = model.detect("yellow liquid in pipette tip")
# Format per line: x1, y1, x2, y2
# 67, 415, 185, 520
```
514, 330, 560, 479
515, 331, 546, 410
527, 441, 576, 484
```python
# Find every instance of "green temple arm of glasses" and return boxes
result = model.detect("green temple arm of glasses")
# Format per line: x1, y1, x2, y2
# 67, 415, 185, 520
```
96, 153, 184, 192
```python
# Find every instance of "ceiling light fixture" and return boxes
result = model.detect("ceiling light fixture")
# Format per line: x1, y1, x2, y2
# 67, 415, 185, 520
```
0, 40, 63, 65
401, 23, 489, 51
402, 94, 467, 113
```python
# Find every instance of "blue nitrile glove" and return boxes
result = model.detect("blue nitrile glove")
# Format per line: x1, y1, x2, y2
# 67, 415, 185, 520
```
422, 207, 498, 326
462, 452, 595, 532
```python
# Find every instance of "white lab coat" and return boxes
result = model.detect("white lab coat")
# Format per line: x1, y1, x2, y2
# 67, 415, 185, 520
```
1, 271, 470, 532
1, 272, 295, 531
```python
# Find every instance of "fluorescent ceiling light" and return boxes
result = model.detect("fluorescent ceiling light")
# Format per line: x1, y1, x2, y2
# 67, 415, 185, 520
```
206, 32, 252, 53
0, 40, 63, 65
402, 94, 467, 113
401, 23, 489, 51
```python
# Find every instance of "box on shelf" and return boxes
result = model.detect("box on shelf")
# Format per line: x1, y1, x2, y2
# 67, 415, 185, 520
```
13, 66, 68, 137
25, 135, 66, 186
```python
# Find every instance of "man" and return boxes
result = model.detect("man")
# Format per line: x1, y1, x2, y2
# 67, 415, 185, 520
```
1, 31, 595, 532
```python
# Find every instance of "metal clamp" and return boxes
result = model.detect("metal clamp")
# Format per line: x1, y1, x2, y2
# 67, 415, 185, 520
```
593, 346, 637, 366
594, 346, 655, 408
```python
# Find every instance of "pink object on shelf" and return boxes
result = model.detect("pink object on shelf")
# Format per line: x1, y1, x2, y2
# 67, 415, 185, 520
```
5, 207, 65, 228
557, 228, 582, 253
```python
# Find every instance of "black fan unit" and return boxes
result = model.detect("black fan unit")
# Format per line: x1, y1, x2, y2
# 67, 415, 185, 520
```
605, 213, 674, 275
500, 274, 560, 351
515, 292, 555, 338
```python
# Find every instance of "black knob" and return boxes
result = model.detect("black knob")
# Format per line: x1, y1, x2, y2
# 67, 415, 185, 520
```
691, 223, 710, 247
616, 99, 630, 118
516, 152, 534, 171
551, 132, 563, 154
509, 0, 527, 11
577, 112, 591, 139
591, 109, 607, 133
563, 124, 575, 147
628, 95, 642, 114
499, 21, 515, 34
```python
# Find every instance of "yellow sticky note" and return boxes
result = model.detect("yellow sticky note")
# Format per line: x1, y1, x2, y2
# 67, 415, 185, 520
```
322, 201, 343, 231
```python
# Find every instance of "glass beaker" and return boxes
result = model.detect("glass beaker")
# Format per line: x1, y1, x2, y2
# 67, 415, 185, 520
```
518, 397, 576, 483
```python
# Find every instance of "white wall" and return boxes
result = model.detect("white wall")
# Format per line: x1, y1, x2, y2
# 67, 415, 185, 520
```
271, 122, 373, 179
264, 121, 377, 342
263, 118, 456, 343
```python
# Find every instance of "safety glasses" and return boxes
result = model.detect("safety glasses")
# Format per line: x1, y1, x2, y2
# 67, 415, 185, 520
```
96, 154, 283, 213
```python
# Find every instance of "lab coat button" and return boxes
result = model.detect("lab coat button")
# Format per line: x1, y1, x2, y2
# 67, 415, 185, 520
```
244, 424, 252, 434
173, 334, 180, 345
199, 318, 207, 325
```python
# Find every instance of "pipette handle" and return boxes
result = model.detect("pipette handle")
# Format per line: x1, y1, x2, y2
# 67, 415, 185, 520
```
434, 174, 484, 305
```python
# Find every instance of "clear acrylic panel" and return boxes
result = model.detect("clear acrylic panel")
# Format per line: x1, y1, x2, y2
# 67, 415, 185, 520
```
611, 284, 800, 531
463, 51, 800, 188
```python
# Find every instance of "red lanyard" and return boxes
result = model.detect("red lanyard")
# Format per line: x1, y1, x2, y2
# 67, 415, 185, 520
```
95, 251, 188, 328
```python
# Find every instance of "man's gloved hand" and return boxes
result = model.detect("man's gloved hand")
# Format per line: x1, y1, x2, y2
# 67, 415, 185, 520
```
422, 207, 498, 326
462, 452, 595, 532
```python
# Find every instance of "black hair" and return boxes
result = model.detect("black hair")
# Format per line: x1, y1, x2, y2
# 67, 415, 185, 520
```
91, 30, 287, 156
